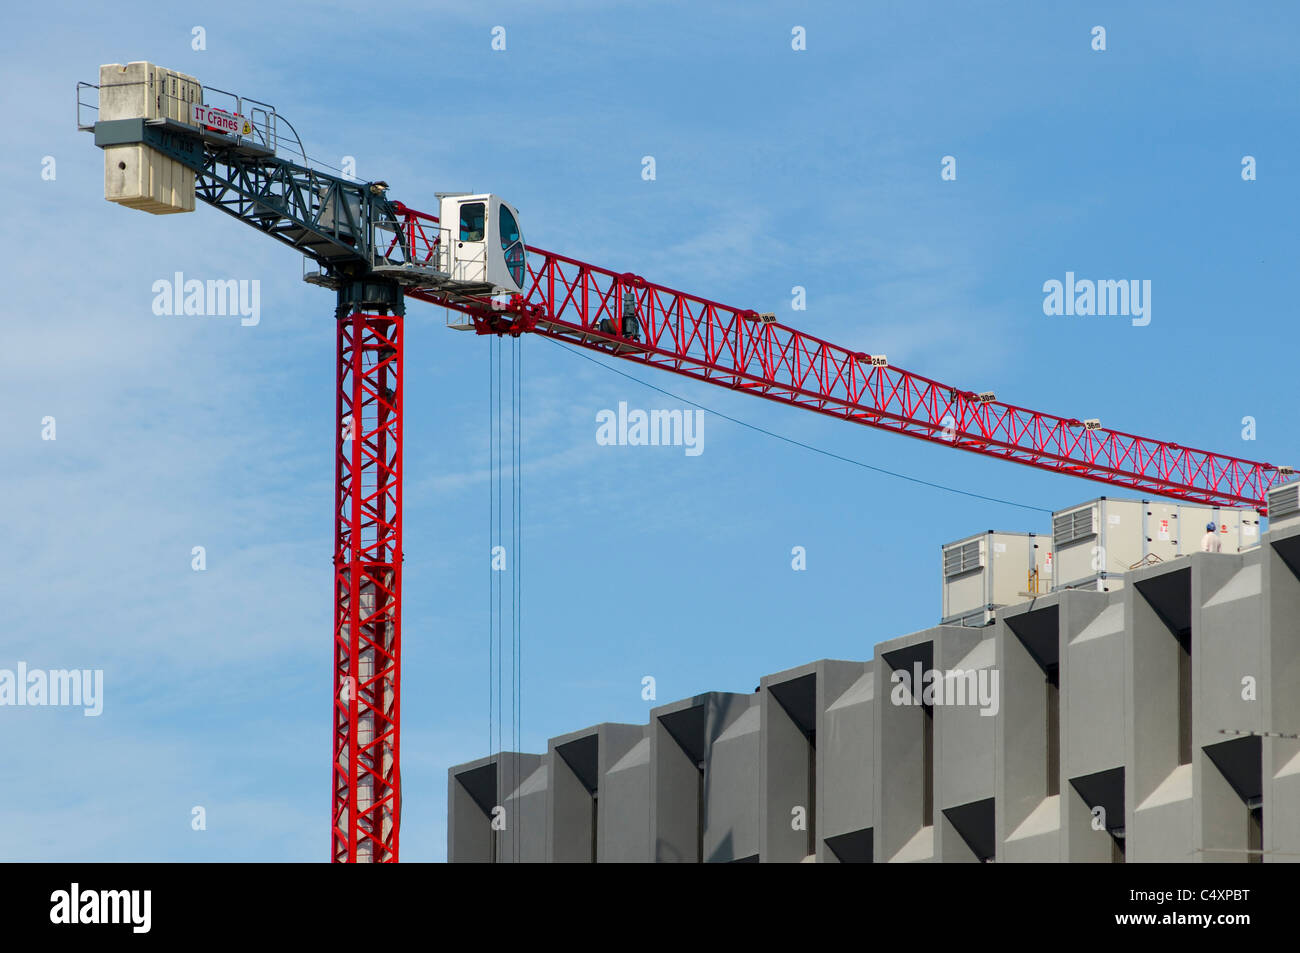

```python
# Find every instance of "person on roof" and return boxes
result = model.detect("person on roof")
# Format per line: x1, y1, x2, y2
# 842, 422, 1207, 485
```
1201, 521, 1222, 553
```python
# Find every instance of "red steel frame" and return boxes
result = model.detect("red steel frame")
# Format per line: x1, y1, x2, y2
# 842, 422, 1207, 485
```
389, 203, 1285, 511
333, 311, 403, 863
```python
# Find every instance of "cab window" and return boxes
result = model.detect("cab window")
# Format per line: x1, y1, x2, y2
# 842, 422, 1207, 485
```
498, 204, 525, 286
459, 203, 485, 242
499, 205, 521, 249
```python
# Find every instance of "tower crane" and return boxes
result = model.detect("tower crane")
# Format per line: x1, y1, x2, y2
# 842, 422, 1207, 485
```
78, 62, 1292, 863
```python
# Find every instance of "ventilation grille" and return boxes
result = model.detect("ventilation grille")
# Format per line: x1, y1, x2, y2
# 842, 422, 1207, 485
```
1270, 482, 1300, 519
1054, 507, 1095, 546
943, 540, 983, 578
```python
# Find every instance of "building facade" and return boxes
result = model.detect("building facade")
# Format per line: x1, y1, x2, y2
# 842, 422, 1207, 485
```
448, 515, 1300, 862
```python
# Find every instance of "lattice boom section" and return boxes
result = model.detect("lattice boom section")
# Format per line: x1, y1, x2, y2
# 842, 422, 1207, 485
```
333, 313, 403, 863
404, 220, 1281, 510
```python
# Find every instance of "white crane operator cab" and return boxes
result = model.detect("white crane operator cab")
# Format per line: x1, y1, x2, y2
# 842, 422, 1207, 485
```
438, 193, 527, 295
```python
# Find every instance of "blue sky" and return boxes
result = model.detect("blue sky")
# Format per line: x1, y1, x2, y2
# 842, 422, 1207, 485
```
2, 1, 1297, 861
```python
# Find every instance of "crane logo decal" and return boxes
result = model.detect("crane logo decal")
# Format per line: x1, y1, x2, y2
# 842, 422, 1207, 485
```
191, 102, 253, 138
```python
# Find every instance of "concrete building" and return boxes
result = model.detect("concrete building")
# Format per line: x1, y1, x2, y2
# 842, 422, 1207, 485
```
448, 496, 1300, 862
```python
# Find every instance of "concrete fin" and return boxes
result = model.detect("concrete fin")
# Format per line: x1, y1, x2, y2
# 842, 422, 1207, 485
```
1203, 563, 1261, 608
506, 763, 548, 801
1006, 794, 1061, 842
1070, 601, 1124, 645
1274, 747, 1300, 780
715, 703, 760, 742
889, 824, 934, 863
606, 736, 649, 774
951, 637, 996, 671
827, 671, 874, 711
1136, 763, 1193, 812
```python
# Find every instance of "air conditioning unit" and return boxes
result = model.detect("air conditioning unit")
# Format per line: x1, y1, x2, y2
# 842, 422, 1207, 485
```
940, 531, 1050, 625
1268, 481, 1300, 530
1052, 496, 1261, 591
943, 539, 983, 578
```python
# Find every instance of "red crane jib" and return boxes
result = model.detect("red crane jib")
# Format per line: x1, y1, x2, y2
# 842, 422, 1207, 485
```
389, 203, 1281, 512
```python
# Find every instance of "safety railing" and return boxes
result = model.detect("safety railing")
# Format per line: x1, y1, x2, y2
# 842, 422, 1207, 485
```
76, 75, 307, 165
447, 241, 487, 283
180, 84, 281, 154
376, 205, 448, 273
75, 81, 99, 131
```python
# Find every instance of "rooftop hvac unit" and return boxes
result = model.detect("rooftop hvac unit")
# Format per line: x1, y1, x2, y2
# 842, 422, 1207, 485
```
1268, 482, 1300, 530
941, 531, 1049, 626
1053, 506, 1095, 547
1051, 497, 1261, 592
943, 540, 982, 578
